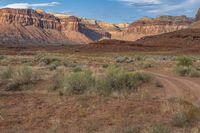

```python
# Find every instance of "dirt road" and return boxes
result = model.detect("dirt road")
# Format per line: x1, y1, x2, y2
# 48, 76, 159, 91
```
149, 72, 200, 106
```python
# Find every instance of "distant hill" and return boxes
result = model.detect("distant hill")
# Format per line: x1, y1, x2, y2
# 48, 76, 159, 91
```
134, 8, 200, 48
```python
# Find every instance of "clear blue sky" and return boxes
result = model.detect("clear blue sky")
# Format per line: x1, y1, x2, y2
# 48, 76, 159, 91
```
0, 0, 200, 23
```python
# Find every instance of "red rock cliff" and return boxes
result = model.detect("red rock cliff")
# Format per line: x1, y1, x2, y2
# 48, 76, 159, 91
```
127, 16, 192, 34
0, 8, 61, 30
196, 8, 200, 21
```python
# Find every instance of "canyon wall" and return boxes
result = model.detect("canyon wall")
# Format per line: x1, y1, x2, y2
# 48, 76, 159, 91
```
112, 16, 192, 41
0, 8, 195, 45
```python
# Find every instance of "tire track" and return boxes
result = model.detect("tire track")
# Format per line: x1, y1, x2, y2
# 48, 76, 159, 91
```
148, 72, 200, 105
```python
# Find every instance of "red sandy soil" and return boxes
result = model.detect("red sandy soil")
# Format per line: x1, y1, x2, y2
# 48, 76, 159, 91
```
1, 41, 200, 132
0, 92, 163, 133
1, 70, 200, 132
0, 41, 200, 55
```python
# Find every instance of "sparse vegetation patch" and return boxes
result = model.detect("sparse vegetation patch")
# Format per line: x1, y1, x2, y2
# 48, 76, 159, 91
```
51, 70, 95, 94
151, 124, 171, 133
115, 56, 133, 63
50, 66, 151, 95
175, 57, 200, 77
96, 66, 151, 95
0, 65, 39, 91
0, 66, 13, 79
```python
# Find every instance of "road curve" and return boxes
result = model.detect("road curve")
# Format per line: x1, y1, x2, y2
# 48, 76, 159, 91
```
148, 72, 200, 106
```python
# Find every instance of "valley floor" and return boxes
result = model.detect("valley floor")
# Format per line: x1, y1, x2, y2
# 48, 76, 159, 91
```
0, 45, 200, 133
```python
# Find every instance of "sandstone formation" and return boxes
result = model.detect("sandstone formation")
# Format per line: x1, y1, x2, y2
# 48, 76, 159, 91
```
196, 8, 200, 21
135, 28, 200, 48
112, 16, 192, 41
0, 8, 196, 45
0, 8, 111, 45
0, 8, 69, 45
190, 8, 200, 29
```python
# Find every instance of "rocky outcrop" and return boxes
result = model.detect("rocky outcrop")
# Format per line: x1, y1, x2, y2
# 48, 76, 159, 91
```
113, 16, 192, 41
127, 16, 191, 34
196, 8, 200, 21
50, 12, 71, 19
191, 9, 200, 29
60, 16, 111, 43
134, 15, 200, 47
0, 8, 70, 45
135, 28, 200, 48
0, 8, 61, 30
0, 8, 111, 45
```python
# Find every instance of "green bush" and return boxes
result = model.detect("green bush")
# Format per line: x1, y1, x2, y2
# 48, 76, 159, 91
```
142, 62, 153, 69
174, 57, 200, 77
171, 112, 188, 127
175, 66, 193, 76
177, 57, 193, 67
49, 70, 65, 91
41, 57, 61, 65
96, 66, 151, 95
73, 66, 82, 72
186, 107, 200, 122
189, 69, 200, 77
166, 98, 200, 127
0, 66, 13, 79
50, 67, 151, 95
7, 66, 34, 91
48, 61, 61, 71
116, 56, 129, 63
0, 55, 5, 60
152, 124, 171, 133
63, 71, 95, 94
63, 60, 77, 68
102, 64, 109, 68
122, 126, 141, 133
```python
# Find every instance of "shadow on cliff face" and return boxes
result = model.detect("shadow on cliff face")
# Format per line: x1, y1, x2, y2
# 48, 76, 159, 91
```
79, 23, 111, 41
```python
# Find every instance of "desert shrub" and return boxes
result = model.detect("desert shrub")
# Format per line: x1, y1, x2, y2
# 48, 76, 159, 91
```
122, 126, 141, 133
175, 66, 193, 76
186, 107, 200, 123
50, 67, 150, 95
50, 70, 95, 94
42, 57, 60, 65
0, 55, 5, 60
135, 56, 143, 61
48, 61, 61, 71
175, 57, 193, 76
73, 66, 82, 72
126, 58, 134, 63
63, 71, 95, 94
48, 64, 57, 71
34, 53, 46, 62
7, 66, 34, 91
0, 66, 13, 79
116, 56, 129, 63
152, 124, 171, 133
142, 62, 153, 69
174, 57, 200, 77
161, 98, 200, 128
49, 70, 65, 91
21, 58, 33, 65
96, 66, 151, 95
189, 69, 200, 77
63, 60, 77, 68
171, 112, 188, 127
102, 64, 109, 68
177, 57, 193, 67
